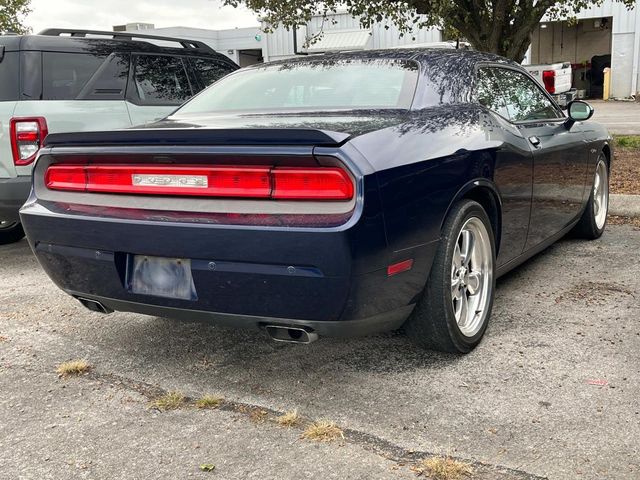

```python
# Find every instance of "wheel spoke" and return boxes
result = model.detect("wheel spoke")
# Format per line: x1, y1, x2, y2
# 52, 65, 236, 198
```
453, 242, 462, 269
467, 271, 482, 295
451, 277, 461, 298
457, 290, 469, 327
460, 229, 474, 267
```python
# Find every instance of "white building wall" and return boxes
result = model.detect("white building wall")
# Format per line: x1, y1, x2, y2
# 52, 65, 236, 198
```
137, 1, 640, 97
263, 13, 441, 62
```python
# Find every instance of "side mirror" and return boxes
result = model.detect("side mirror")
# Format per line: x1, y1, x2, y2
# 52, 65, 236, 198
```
565, 100, 594, 128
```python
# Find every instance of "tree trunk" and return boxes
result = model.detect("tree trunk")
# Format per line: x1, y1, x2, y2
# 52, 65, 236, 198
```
446, 0, 550, 63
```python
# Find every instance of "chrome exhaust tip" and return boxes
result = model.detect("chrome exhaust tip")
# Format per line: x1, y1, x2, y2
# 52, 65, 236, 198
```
76, 297, 113, 314
265, 325, 318, 344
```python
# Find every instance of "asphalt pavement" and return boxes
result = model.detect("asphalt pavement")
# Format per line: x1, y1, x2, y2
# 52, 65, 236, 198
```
1, 224, 639, 479
591, 100, 640, 135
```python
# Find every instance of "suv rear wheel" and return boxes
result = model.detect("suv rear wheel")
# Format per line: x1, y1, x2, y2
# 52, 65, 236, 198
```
404, 200, 496, 353
0, 221, 25, 245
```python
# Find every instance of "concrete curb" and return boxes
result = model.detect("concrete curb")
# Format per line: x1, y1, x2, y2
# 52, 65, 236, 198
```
610, 193, 640, 217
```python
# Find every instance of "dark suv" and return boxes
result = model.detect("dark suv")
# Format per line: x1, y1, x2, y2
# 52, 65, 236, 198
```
0, 29, 238, 244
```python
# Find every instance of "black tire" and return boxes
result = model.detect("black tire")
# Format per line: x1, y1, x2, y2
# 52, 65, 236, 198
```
572, 153, 609, 240
0, 222, 25, 245
404, 200, 496, 353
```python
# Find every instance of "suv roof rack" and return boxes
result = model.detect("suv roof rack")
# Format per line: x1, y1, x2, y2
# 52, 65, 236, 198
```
38, 28, 215, 53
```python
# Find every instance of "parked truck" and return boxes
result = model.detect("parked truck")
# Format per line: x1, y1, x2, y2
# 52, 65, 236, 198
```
523, 62, 578, 107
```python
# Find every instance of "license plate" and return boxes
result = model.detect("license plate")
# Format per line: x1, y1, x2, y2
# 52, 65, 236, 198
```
130, 255, 197, 300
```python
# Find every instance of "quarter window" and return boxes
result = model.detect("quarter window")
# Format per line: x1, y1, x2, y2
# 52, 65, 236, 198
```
132, 55, 192, 105
491, 68, 561, 122
191, 58, 235, 90
475, 68, 509, 119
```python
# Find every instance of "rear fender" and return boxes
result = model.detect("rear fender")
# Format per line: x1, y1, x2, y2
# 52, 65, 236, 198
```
442, 178, 502, 252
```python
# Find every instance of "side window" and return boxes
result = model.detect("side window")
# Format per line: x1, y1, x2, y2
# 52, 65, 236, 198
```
191, 58, 236, 91
131, 55, 192, 105
492, 68, 561, 122
77, 53, 130, 100
475, 68, 509, 119
0, 51, 19, 101
42, 52, 107, 100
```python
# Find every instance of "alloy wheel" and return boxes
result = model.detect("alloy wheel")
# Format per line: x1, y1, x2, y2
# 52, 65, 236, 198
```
450, 217, 493, 337
0, 220, 19, 230
593, 159, 609, 230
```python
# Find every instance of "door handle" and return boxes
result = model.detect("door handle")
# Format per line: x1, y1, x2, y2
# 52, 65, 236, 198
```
529, 136, 540, 147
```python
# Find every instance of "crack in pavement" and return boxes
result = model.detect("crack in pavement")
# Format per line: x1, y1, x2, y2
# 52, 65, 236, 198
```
84, 369, 547, 480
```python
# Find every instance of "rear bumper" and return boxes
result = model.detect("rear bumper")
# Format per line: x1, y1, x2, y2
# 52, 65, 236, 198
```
69, 293, 415, 336
0, 176, 31, 222
21, 200, 438, 335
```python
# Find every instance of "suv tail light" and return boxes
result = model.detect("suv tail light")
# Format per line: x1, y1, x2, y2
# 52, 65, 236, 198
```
542, 70, 556, 94
10, 117, 48, 166
45, 164, 354, 201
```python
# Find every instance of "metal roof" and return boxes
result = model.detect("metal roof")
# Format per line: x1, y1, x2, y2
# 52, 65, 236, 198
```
305, 29, 372, 53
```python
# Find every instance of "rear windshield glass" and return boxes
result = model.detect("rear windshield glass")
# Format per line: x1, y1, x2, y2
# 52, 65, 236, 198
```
42, 52, 106, 100
175, 58, 419, 114
0, 51, 19, 101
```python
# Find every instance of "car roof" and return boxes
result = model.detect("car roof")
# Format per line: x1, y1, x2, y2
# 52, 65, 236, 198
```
0, 33, 234, 64
248, 47, 517, 70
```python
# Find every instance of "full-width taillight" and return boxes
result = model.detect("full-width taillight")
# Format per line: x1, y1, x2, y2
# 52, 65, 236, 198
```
45, 164, 354, 201
542, 70, 555, 94
10, 117, 48, 166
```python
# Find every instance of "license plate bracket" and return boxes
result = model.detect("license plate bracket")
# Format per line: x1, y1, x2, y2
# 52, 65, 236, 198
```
129, 255, 197, 301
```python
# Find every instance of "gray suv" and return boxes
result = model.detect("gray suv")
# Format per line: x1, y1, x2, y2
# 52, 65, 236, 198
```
0, 29, 238, 244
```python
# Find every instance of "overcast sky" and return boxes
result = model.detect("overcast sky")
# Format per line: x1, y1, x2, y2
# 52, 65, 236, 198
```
27, 0, 260, 34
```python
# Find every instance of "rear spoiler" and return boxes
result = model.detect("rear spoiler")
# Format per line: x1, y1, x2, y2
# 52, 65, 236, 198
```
44, 128, 351, 148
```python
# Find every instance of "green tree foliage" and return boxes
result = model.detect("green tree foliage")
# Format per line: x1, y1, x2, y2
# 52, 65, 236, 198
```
0, 0, 31, 35
224, 0, 636, 62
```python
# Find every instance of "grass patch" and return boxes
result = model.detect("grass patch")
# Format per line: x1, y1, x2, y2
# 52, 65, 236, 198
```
199, 464, 216, 472
195, 394, 223, 409
276, 409, 301, 427
414, 455, 473, 479
56, 360, 91, 378
150, 391, 185, 411
301, 420, 344, 442
613, 135, 640, 149
249, 408, 269, 423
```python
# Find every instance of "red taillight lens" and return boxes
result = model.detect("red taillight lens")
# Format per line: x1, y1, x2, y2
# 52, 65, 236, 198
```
45, 164, 354, 201
45, 165, 86, 191
10, 117, 48, 166
542, 70, 556, 94
272, 167, 354, 200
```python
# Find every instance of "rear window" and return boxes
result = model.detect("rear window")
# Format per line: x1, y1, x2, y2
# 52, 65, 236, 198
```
175, 58, 419, 114
43, 52, 107, 100
0, 51, 19, 101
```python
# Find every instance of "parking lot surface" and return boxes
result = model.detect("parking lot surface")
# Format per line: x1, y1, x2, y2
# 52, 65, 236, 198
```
1, 225, 639, 479
591, 100, 640, 135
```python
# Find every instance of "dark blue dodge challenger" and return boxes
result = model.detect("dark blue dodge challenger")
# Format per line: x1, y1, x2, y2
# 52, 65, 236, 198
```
20, 49, 611, 353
